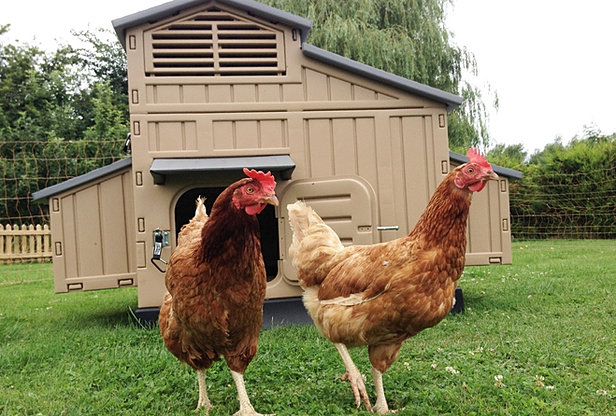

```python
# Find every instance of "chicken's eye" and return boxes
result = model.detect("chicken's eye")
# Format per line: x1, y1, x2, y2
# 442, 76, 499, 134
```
467, 167, 474, 174
245, 186, 255, 194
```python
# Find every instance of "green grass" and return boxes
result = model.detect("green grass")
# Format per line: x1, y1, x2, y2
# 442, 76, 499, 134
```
1, 240, 615, 415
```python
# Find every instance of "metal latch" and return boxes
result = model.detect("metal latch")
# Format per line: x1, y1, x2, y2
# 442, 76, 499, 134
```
151, 228, 170, 273
377, 225, 400, 231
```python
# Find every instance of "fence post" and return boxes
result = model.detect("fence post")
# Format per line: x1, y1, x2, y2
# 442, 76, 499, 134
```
43, 224, 50, 257
20, 224, 27, 263
35, 224, 42, 262
7, 225, 14, 262
29, 224, 36, 260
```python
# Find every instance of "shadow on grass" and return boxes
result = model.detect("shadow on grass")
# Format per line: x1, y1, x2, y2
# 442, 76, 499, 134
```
65, 305, 146, 330
457, 292, 525, 314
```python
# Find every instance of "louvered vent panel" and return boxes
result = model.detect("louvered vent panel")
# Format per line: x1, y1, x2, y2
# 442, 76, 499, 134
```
144, 9, 286, 76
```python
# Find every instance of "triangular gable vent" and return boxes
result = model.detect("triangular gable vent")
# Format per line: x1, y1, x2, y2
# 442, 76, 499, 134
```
144, 8, 286, 76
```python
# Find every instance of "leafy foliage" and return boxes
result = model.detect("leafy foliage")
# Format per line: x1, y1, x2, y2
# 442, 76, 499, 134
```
0, 28, 128, 223
262, 0, 493, 150
490, 131, 616, 239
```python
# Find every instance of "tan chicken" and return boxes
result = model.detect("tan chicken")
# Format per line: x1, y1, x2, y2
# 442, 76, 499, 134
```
287, 148, 498, 413
159, 169, 278, 415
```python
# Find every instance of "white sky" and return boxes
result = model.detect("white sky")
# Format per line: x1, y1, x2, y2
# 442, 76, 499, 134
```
3, 0, 616, 154
446, 0, 616, 153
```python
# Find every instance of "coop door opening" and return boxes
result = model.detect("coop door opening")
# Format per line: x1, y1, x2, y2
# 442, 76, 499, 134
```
175, 188, 279, 281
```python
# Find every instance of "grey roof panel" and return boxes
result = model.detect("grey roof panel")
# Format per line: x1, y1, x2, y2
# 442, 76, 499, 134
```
449, 150, 523, 179
112, 0, 312, 48
150, 155, 296, 184
302, 44, 463, 111
31, 158, 133, 201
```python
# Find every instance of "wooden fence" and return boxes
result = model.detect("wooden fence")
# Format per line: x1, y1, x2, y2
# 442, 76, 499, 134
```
0, 224, 52, 263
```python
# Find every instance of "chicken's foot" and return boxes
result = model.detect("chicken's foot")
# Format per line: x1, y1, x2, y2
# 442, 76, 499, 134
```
230, 370, 274, 416
334, 343, 373, 412
196, 369, 213, 413
371, 367, 389, 414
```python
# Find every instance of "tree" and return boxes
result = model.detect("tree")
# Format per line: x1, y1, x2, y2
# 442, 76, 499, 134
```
71, 28, 129, 122
262, 0, 494, 150
487, 143, 527, 171
0, 27, 127, 223
508, 131, 616, 239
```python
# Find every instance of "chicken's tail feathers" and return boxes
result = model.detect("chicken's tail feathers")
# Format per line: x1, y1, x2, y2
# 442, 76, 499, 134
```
175, 197, 208, 245
286, 200, 344, 287
286, 200, 317, 241
194, 196, 209, 223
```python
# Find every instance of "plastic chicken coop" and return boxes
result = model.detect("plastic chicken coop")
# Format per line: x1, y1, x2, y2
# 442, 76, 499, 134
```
32, 0, 521, 324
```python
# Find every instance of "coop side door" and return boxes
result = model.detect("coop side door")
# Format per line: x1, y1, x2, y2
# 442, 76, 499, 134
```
51, 169, 136, 293
279, 176, 377, 286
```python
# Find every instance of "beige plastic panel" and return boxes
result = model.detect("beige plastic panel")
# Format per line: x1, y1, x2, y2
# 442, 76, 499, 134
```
50, 168, 136, 293
303, 67, 397, 102
277, 176, 377, 286
465, 176, 513, 265
382, 114, 449, 238
130, 113, 291, 159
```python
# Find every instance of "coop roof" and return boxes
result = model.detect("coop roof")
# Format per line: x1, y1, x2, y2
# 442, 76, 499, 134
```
149, 155, 296, 184
31, 155, 297, 200
449, 150, 523, 179
31, 157, 133, 201
112, 0, 312, 47
112, 0, 462, 111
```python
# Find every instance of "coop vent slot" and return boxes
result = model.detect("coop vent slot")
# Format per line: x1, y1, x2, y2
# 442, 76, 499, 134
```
144, 8, 286, 76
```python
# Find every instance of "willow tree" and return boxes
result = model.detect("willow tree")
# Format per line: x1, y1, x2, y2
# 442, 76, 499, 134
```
263, 0, 492, 151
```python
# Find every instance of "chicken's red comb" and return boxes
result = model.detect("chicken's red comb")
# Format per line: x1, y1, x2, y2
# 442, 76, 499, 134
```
466, 148, 491, 169
243, 168, 276, 193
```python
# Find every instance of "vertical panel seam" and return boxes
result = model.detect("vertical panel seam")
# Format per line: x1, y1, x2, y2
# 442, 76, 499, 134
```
304, 119, 311, 178
122, 172, 131, 272
353, 118, 359, 175
71, 194, 79, 277
97, 182, 106, 276
181, 121, 186, 151
398, 117, 410, 228
329, 118, 335, 175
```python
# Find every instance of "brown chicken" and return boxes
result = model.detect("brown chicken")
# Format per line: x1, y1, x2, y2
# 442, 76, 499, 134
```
159, 168, 278, 415
287, 148, 498, 413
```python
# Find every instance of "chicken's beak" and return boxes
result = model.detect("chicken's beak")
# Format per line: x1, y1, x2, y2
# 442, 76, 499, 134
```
486, 170, 499, 181
263, 194, 279, 207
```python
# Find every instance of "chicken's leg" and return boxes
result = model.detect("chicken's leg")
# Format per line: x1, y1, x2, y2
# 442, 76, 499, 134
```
371, 367, 389, 414
196, 369, 212, 413
230, 370, 273, 416
367, 342, 402, 414
334, 343, 372, 412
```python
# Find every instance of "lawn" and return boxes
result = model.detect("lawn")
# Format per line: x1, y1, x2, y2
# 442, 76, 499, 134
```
1, 240, 615, 415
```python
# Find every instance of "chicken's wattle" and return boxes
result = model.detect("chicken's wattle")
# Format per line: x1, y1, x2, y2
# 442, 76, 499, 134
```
245, 203, 266, 215
468, 181, 487, 192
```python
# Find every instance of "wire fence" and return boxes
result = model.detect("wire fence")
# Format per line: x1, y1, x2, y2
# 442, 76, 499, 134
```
0, 139, 614, 240
0, 139, 126, 225
509, 164, 616, 240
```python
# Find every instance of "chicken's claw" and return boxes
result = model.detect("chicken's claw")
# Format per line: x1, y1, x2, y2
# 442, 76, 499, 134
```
232, 411, 274, 416
340, 371, 373, 412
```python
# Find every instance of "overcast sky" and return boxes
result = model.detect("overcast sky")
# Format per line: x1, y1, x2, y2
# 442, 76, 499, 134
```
3, 0, 615, 154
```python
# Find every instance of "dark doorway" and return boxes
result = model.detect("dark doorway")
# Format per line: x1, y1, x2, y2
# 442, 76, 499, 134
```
175, 187, 279, 281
